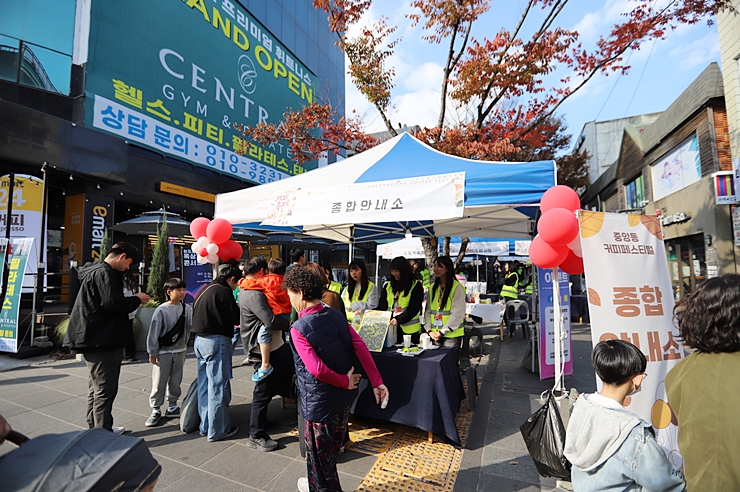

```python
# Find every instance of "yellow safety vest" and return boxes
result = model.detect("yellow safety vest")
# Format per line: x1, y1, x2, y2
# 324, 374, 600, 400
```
327, 281, 342, 294
341, 281, 375, 323
501, 271, 519, 300
385, 280, 420, 334
420, 269, 431, 289
428, 279, 464, 338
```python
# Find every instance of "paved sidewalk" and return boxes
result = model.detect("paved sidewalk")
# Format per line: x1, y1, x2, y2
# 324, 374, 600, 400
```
455, 323, 597, 491
0, 349, 376, 491
0, 324, 596, 491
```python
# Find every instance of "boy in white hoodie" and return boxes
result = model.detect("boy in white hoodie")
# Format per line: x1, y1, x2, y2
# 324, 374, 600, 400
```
564, 340, 685, 491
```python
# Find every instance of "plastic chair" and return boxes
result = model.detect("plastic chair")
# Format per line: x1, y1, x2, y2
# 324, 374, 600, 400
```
505, 300, 529, 340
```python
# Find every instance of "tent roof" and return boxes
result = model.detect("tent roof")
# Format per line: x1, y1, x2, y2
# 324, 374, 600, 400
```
215, 133, 555, 241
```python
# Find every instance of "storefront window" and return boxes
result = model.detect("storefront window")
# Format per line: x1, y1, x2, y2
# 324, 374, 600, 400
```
625, 175, 645, 209
666, 234, 706, 301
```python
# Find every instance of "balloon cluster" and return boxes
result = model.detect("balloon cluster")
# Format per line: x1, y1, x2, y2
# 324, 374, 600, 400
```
189, 217, 242, 265
530, 186, 584, 275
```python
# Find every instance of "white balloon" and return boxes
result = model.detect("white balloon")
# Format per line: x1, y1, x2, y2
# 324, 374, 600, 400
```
206, 243, 219, 255
196, 236, 210, 249
206, 253, 219, 264
190, 242, 199, 252
567, 236, 583, 258
196, 255, 209, 265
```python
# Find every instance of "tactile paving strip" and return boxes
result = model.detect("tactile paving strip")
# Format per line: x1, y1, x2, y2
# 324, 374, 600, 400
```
355, 379, 479, 491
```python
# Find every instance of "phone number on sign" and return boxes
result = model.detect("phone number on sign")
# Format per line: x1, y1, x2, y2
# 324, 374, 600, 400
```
92, 95, 289, 184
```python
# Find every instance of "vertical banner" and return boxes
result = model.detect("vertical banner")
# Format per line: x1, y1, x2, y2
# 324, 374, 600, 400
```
0, 175, 46, 292
579, 211, 683, 468
0, 238, 35, 353
182, 248, 212, 304
62, 195, 85, 301
538, 268, 572, 380
82, 197, 114, 264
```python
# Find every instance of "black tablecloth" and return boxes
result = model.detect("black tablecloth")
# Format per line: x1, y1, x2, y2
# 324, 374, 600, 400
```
352, 347, 466, 447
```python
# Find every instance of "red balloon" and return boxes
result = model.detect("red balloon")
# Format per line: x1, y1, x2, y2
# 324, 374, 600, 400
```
529, 235, 568, 269
190, 217, 210, 239
206, 218, 233, 245
541, 185, 581, 213
197, 247, 208, 257
538, 208, 579, 246
218, 240, 242, 261
559, 250, 585, 275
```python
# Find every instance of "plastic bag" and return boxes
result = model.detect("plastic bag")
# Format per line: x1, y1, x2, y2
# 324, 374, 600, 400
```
519, 390, 571, 479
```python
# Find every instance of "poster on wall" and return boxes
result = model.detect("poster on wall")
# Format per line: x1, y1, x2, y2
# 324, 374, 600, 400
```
0, 175, 46, 292
84, 0, 320, 185
650, 135, 701, 201
182, 248, 212, 304
0, 238, 35, 353
538, 267, 572, 380
579, 211, 683, 469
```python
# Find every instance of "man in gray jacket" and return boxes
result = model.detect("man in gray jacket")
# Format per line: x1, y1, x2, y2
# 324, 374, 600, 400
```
239, 257, 293, 451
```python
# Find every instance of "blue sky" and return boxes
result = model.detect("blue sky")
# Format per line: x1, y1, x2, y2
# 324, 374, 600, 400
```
344, 0, 722, 151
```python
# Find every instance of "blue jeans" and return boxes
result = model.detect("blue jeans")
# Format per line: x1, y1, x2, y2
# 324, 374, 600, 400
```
194, 334, 232, 441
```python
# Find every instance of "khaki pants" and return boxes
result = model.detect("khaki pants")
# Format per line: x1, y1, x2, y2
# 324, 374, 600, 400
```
149, 351, 187, 410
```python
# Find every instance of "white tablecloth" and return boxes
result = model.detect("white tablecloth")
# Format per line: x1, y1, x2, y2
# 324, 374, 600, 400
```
466, 303, 503, 322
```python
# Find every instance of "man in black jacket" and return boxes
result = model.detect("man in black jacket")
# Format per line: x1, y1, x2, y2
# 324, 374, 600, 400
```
192, 262, 241, 442
239, 257, 292, 451
64, 243, 150, 432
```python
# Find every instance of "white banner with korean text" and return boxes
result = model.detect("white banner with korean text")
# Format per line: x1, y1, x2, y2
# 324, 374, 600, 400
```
579, 211, 683, 469
261, 172, 465, 227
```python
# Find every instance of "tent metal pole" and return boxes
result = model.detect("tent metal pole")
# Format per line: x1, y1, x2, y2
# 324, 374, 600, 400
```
552, 266, 565, 394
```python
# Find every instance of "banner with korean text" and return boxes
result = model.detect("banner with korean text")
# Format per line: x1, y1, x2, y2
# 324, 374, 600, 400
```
261, 172, 465, 227
538, 267, 572, 380
1, 175, 46, 293
580, 211, 683, 468
0, 238, 35, 353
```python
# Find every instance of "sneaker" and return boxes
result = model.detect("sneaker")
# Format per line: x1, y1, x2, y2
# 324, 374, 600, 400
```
297, 477, 309, 492
213, 426, 239, 442
248, 435, 278, 452
243, 355, 261, 365
112, 426, 126, 435
251, 366, 274, 382
165, 406, 180, 417
145, 412, 162, 427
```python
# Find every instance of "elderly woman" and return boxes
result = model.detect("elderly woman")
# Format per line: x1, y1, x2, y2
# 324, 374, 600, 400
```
284, 267, 388, 492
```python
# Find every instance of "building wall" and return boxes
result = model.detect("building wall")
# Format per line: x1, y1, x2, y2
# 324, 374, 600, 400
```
718, 1, 740, 163
576, 113, 662, 185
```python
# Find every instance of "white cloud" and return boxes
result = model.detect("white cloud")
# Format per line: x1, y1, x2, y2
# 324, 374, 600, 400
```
668, 30, 720, 70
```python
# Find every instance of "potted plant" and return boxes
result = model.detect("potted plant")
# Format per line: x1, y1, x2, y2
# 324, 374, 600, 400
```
134, 213, 169, 351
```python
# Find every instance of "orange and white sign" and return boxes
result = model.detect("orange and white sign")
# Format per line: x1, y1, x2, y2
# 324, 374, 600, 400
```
580, 211, 683, 469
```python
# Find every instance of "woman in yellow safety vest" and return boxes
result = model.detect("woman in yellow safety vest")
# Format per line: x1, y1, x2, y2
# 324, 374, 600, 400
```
377, 256, 424, 344
341, 259, 379, 326
425, 256, 466, 355
500, 262, 519, 302
321, 260, 343, 294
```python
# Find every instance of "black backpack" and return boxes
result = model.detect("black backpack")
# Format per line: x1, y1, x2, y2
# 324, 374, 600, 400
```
158, 303, 187, 348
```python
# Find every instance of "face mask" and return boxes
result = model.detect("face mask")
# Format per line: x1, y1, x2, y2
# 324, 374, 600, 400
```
630, 379, 642, 396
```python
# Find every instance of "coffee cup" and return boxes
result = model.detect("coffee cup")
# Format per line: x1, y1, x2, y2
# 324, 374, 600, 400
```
420, 334, 431, 350
403, 334, 412, 348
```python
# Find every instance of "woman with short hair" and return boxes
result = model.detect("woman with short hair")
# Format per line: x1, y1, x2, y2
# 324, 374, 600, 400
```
284, 267, 388, 492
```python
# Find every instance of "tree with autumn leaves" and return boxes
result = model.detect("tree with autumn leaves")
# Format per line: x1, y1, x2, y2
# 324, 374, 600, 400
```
242, 0, 732, 268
